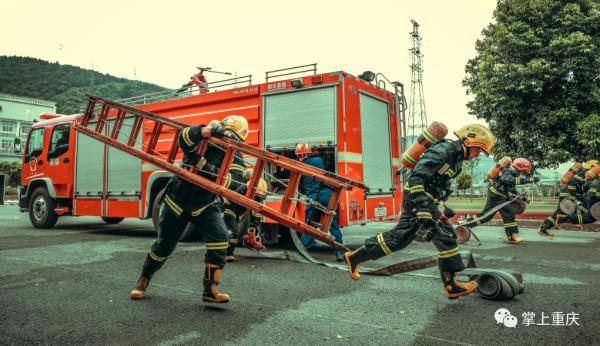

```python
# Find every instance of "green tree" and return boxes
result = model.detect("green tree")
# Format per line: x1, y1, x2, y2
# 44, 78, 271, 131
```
456, 172, 472, 197
0, 162, 21, 187
463, 0, 600, 167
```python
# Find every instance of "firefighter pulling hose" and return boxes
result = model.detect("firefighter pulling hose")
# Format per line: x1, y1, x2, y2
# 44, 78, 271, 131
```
460, 157, 540, 244
345, 123, 495, 299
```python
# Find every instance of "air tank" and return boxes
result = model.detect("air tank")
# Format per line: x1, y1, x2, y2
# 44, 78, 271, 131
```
401, 122, 448, 170
486, 156, 512, 181
560, 162, 583, 184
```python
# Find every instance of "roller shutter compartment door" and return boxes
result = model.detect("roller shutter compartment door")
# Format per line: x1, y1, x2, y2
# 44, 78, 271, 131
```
360, 93, 392, 194
263, 86, 336, 148
106, 117, 142, 197
75, 127, 105, 197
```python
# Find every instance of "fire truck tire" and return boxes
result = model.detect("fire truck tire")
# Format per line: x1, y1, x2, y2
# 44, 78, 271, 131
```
28, 187, 59, 229
101, 217, 124, 224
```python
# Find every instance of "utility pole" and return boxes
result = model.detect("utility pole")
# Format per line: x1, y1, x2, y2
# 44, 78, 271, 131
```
408, 19, 427, 145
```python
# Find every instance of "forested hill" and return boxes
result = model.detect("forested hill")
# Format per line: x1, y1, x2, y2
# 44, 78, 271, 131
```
0, 56, 167, 114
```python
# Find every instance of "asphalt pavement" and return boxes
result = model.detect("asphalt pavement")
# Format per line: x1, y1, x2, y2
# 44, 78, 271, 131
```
1, 205, 599, 345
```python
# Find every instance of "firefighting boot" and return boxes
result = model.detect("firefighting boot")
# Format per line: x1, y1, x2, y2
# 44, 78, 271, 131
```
225, 241, 237, 263
344, 247, 371, 281
506, 233, 524, 244
441, 271, 478, 299
202, 264, 230, 303
130, 276, 149, 300
537, 226, 555, 237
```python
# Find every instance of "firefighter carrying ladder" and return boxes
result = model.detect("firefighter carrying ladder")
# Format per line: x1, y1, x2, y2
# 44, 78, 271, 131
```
75, 94, 367, 252
75, 94, 476, 277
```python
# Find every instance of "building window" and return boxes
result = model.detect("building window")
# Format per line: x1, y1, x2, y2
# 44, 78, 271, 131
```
2, 120, 16, 134
20, 124, 31, 137
1, 139, 11, 150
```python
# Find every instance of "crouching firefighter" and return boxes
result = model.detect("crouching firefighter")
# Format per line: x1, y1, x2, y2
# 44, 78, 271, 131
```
537, 162, 588, 236
130, 115, 250, 304
295, 143, 345, 262
224, 171, 268, 262
565, 160, 600, 227
345, 124, 495, 299
463, 157, 539, 244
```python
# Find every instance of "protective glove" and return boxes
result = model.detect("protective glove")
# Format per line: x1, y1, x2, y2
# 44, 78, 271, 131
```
210, 125, 226, 138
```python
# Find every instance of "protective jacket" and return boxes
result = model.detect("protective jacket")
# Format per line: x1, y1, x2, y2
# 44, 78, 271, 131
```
164, 125, 246, 217
489, 167, 536, 197
406, 139, 464, 218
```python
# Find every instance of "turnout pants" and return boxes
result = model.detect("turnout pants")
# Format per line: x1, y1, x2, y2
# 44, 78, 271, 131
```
141, 203, 229, 279
539, 196, 584, 230
300, 189, 343, 253
466, 192, 518, 236
363, 199, 464, 273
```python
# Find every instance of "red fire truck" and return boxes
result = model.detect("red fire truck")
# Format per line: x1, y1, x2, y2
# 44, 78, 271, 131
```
19, 64, 406, 238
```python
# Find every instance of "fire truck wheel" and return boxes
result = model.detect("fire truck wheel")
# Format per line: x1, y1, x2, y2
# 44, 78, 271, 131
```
28, 187, 59, 229
101, 217, 124, 225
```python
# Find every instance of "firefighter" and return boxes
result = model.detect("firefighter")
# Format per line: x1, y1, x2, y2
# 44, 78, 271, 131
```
462, 157, 539, 244
224, 172, 268, 262
295, 143, 345, 262
344, 124, 494, 299
566, 162, 600, 226
130, 115, 249, 304
538, 162, 588, 236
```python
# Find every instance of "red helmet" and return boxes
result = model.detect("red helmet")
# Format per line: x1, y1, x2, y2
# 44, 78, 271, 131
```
295, 143, 312, 158
512, 158, 533, 173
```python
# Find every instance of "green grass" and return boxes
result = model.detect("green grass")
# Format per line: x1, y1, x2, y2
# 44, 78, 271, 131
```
445, 198, 557, 211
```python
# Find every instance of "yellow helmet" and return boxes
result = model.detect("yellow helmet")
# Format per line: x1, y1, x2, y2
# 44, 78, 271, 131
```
221, 115, 249, 141
583, 160, 598, 170
256, 178, 268, 198
454, 124, 494, 156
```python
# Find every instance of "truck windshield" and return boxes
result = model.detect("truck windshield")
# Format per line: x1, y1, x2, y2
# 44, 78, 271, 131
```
25, 128, 44, 163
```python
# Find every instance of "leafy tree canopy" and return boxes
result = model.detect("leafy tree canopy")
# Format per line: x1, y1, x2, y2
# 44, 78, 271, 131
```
464, 0, 600, 167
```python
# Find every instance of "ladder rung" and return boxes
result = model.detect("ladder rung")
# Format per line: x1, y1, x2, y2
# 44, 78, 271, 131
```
82, 100, 96, 126
94, 104, 110, 134
318, 188, 341, 232
216, 146, 235, 185
280, 172, 301, 216
167, 131, 180, 163
110, 110, 126, 139
246, 159, 265, 199
127, 116, 143, 147
146, 122, 164, 154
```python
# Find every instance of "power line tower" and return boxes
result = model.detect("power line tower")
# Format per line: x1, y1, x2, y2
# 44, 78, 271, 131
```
408, 19, 427, 143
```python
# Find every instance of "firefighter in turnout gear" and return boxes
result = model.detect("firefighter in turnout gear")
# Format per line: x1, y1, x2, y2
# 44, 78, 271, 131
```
538, 162, 587, 236
462, 157, 539, 244
345, 124, 494, 299
130, 115, 249, 304
224, 172, 268, 262
566, 163, 600, 226
295, 143, 345, 262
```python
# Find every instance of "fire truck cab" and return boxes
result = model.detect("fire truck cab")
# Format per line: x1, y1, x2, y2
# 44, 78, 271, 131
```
20, 65, 407, 237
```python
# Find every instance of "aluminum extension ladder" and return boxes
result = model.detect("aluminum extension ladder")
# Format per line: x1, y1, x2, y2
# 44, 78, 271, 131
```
74, 95, 367, 251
